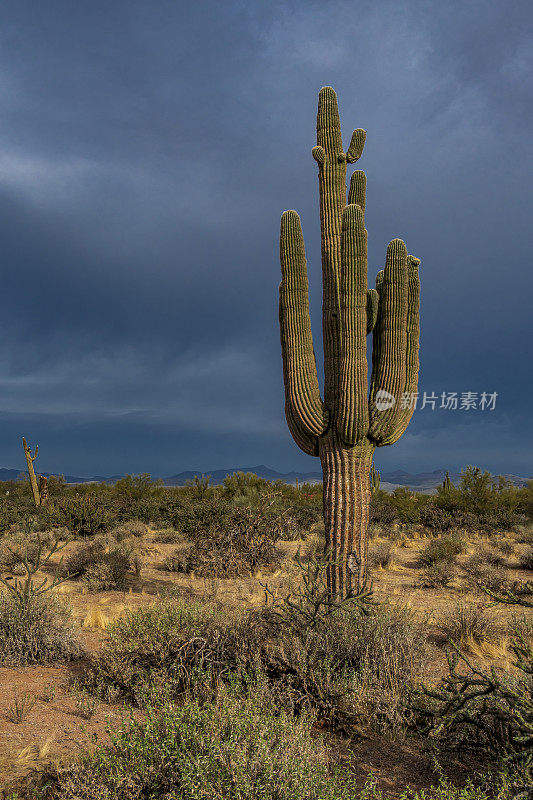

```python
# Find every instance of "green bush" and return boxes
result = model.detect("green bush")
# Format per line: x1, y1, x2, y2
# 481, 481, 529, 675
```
418, 504, 454, 533
108, 520, 148, 540
419, 534, 465, 566
45, 494, 114, 536
45, 691, 357, 800
82, 599, 251, 705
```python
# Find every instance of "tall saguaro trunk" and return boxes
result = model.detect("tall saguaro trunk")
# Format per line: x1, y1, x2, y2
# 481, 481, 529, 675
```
319, 435, 374, 598
278, 88, 421, 599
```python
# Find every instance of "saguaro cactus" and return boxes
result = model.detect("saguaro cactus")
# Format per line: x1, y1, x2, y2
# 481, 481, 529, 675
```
22, 437, 41, 507
442, 471, 453, 491
279, 87, 421, 598
370, 463, 381, 494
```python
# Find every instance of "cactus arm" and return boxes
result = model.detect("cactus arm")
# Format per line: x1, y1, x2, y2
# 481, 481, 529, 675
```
380, 255, 421, 445
313, 87, 366, 409
338, 204, 369, 445
348, 170, 366, 211
368, 238, 409, 444
279, 210, 327, 456
366, 289, 378, 333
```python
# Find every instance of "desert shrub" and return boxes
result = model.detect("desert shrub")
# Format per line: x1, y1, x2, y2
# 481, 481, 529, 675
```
368, 541, 394, 569
493, 538, 515, 557
369, 490, 397, 525
153, 527, 181, 543
64, 536, 134, 591
174, 496, 285, 578
513, 523, 533, 544
418, 504, 454, 533
437, 602, 495, 646
161, 549, 185, 572
283, 505, 321, 538
45, 690, 356, 800
455, 511, 479, 531
519, 546, 533, 570
260, 556, 427, 734
222, 470, 270, 503
0, 527, 61, 572
0, 592, 81, 666
419, 534, 465, 566
82, 599, 254, 705
468, 546, 505, 569
463, 558, 509, 594
45, 494, 114, 536
417, 561, 456, 589
84, 564, 426, 736
108, 520, 148, 540
415, 586, 533, 795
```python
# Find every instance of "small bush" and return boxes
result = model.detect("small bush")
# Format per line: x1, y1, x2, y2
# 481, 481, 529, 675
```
417, 561, 456, 588
0, 528, 59, 571
46, 691, 356, 800
161, 549, 185, 572
418, 505, 454, 533
519, 545, 533, 570
82, 599, 251, 705
153, 527, 181, 543
463, 559, 508, 594
419, 534, 465, 566
108, 520, 148, 540
0, 592, 81, 666
437, 602, 495, 646
175, 497, 285, 578
368, 541, 394, 569
64, 536, 134, 591
467, 546, 505, 569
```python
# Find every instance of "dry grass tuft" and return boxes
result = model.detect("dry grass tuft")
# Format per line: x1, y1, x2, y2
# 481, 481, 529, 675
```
82, 606, 110, 629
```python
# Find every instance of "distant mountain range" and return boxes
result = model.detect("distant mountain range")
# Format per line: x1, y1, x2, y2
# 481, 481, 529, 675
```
0, 465, 529, 493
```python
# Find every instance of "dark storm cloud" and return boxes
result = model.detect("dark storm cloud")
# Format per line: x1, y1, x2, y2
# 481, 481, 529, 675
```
0, 0, 531, 476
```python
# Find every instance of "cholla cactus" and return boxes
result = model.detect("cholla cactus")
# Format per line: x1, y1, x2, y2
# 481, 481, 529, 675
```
279, 87, 421, 598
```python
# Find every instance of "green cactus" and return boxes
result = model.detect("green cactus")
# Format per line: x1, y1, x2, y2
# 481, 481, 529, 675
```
442, 471, 453, 491
22, 437, 41, 507
370, 463, 381, 494
278, 87, 421, 598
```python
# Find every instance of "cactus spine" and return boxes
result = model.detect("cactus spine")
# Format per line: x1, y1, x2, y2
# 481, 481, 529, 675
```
278, 87, 421, 598
22, 437, 41, 507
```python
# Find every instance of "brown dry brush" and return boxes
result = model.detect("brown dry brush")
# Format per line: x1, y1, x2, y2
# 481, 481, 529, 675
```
412, 584, 533, 794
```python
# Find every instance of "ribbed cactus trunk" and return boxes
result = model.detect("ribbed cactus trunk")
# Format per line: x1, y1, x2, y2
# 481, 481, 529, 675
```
320, 435, 374, 597
278, 88, 421, 599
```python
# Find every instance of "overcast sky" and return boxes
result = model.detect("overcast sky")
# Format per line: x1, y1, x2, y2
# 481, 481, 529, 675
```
0, 0, 531, 478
